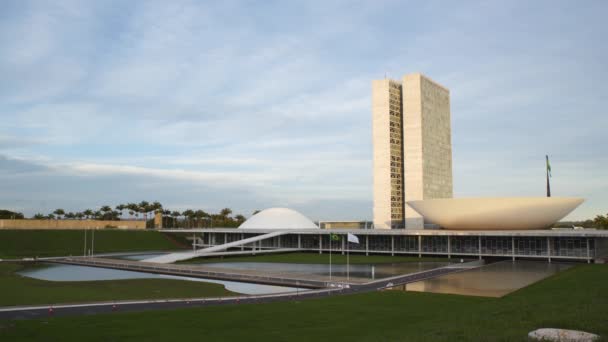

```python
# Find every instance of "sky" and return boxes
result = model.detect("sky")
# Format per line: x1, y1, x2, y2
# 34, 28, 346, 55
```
0, 0, 606, 221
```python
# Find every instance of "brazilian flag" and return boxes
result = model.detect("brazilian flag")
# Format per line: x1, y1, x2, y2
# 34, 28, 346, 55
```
546, 155, 552, 177
330, 233, 341, 241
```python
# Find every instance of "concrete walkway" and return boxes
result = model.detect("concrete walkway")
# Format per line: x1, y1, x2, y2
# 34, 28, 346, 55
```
145, 231, 290, 263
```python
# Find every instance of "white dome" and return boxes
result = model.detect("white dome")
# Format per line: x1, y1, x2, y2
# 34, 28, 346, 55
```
238, 208, 318, 229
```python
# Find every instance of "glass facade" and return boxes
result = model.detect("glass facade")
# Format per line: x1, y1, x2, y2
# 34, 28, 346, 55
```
198, 232, 601, 261
388, 81, 404, 228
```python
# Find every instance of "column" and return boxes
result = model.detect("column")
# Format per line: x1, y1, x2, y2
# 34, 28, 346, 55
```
511, 236, 515, 261
547, 237, 551, 263
341, 237, 345, 255
298, 234, 301, 249
224, 233, 227, 245
587, 238, 591, 264
391, 236, 394, 256
418, 235, 421, 258
241, 233, 244, 251
447, 235, 451, 259
478, 236, 482, 260
319, 234, 322, 254
278, 235, 281, 249
366, 235, 369, 256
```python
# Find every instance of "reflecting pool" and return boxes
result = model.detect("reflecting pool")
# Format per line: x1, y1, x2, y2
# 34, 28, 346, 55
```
390, 260, 573, 297
199, 261, 453, 280
18, 263, 301, 295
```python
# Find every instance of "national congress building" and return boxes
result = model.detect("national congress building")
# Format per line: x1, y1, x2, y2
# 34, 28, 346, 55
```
157, 72, 607, 264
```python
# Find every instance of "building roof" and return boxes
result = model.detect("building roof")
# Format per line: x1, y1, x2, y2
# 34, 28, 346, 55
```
238, 208, 318, 229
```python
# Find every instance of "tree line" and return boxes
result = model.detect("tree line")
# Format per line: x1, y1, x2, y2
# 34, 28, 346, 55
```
1, 201, 251, 228
553, 213, 608, 229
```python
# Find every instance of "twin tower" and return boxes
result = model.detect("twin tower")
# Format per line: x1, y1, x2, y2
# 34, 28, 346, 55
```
372, 73, 453, 229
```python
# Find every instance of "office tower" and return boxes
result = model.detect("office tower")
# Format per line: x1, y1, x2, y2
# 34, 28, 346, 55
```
372, 73, 453, 229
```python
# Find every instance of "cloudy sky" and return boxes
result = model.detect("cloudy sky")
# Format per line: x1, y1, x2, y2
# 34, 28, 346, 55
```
0, 0, 606, 221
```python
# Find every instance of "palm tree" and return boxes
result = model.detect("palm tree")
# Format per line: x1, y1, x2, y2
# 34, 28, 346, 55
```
152, 201, 163, 213
83, 209, 93, 220
162, 209, 171, 228
115, 204, 126, 219
53, 209, 65, 220
33, 213, 45, 219
94, 210, 102, 220
235, 214, 246, 225
182, 209, 194, 228
220, 208, 232, 219
76, 212, 84, 220
138, 201, 150, 222
194, 210, 208, 228
127, 203, 138, 219
171, 211, 181, 228
100, 205, 112, 220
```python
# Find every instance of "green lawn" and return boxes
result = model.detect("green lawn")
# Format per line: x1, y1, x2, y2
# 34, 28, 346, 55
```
2, 264, 606, 341
180, 252, 451, 264
0, 262, 235, 307
0, 230, 185, 258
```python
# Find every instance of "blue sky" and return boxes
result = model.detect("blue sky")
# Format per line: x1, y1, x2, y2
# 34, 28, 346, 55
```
0, 0, 606, 221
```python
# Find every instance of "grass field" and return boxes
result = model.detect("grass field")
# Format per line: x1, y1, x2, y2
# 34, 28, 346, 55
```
1, 264, 606, 341
0, 230, 185, 258
180, 252, 451, 264
0, 262, 235, 306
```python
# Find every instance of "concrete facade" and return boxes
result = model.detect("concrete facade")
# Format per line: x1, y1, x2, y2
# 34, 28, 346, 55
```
0, 219, 146, 229
372, 79, 404, 229
373, 73, 453, 229
403, 73, 453, 229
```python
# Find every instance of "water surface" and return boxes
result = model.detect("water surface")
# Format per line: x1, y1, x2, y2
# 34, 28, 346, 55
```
18, 263, 301, 295
200, 261, 452, 280
390, 260, 573, 297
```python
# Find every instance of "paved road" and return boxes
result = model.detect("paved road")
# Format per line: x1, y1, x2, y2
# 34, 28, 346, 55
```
0, 262, 481, 320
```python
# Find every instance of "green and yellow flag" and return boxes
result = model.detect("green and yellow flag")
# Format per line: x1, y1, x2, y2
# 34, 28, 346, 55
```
330, 233, 340, 241
546, 155, 552, 178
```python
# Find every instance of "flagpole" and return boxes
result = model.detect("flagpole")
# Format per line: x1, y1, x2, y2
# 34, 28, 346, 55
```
347, 242, 350, 281
329, 235, 332, 281
546, 155, 551, 197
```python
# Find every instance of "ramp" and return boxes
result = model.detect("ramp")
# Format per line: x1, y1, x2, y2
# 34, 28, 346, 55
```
145, 230, 289, 263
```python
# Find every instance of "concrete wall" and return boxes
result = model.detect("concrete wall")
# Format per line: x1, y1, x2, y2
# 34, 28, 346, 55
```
0, 219, 146, 229
372, 79, 393, 229
372, 79, 405, 229
321, 222, 366, 229
403, 73, 452, 229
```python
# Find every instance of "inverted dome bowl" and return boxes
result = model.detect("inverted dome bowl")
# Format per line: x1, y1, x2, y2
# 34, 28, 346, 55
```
407, 197, 584, 230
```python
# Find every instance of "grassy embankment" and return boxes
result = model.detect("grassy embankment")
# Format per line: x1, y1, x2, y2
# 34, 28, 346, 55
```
180, 252, 451, 264
0, 230, 186, 258
0, 264, 606, 341
0, 262, 235, 307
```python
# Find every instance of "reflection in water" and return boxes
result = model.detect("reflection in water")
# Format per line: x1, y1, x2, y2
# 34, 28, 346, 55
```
200, 262, 453, 280
115, 253, 166, 261
18, 264, 301, 295
391, 261, 573, 297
